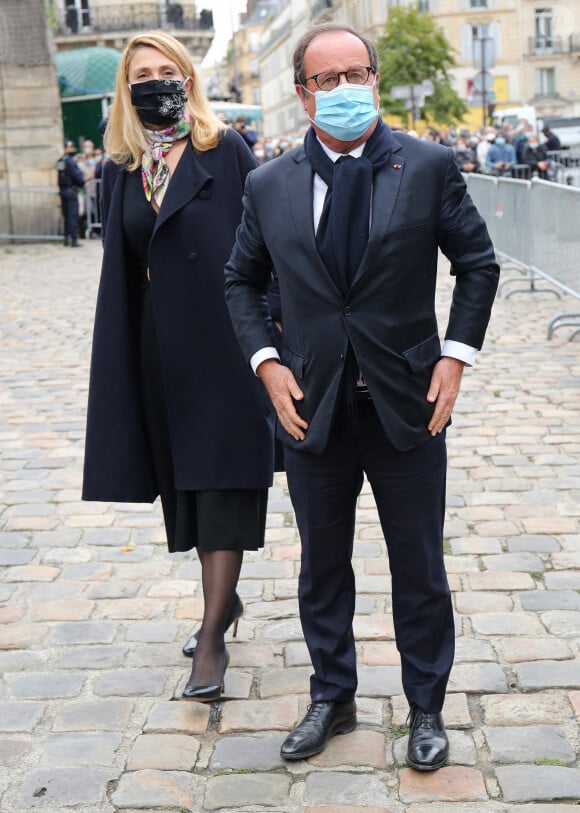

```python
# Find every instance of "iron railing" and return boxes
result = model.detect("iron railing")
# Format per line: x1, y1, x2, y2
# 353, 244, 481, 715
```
55, 3, 213, 36
527, 35, 565, 55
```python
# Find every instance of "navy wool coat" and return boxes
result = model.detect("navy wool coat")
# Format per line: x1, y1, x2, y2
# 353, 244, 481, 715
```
83, 129, 275, 502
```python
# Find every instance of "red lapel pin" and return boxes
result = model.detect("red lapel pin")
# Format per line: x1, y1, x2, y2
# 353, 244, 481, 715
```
393, 163, 402, 169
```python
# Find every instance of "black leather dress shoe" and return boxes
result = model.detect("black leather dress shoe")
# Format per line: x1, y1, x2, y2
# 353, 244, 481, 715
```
182, 594, 244, 657
407, 705, 449, 771
280, 700, 357, 760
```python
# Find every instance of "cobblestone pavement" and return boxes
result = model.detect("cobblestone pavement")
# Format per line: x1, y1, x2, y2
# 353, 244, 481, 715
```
0, 239, 579, 813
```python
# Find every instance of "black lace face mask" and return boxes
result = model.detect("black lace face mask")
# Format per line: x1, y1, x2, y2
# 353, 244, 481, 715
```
129, 78, 188, 127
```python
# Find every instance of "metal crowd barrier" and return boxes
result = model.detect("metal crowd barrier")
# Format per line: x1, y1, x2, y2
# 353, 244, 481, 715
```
0, 187, 62, 242
0, 180, 102, 243
546, 149, 580, 187
465, 173, 580, 339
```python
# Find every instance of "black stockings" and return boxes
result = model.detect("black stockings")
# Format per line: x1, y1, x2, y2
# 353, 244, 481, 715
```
186, 548, 242, 688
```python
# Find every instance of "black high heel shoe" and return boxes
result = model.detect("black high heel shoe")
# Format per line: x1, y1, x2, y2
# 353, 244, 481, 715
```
182, 648, 230, 703
182, 593, 243, 657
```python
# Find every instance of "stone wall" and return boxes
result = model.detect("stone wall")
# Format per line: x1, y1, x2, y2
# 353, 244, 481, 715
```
0, 0, 64, 189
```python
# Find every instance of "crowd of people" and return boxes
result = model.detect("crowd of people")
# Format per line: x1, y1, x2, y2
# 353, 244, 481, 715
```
243, 119, 562, 180
60, 112, 563, 246
56, 138, 106, 243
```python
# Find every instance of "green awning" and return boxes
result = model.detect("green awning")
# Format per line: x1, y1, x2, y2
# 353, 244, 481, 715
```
56, 46, 121, 98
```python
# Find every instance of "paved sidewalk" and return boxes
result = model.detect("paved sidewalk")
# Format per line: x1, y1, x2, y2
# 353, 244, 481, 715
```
0, 239, 579, 813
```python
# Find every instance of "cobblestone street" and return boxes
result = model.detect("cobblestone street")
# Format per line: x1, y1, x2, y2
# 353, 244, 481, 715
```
0, 238, 579, 812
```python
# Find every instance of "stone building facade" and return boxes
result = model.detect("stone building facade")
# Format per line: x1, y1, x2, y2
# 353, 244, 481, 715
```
0, 0, 63, 189
224, 0, 580, 139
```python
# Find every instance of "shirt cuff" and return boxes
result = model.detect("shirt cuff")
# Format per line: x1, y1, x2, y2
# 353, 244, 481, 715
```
250, 347, 280, 375
441, 339, 477, 367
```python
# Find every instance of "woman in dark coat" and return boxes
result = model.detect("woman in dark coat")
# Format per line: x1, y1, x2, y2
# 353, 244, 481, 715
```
83, 31, 276, 702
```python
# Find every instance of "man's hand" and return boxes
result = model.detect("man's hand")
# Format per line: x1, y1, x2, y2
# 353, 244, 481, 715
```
426, 357, 465, 436
257, 359, 308, 441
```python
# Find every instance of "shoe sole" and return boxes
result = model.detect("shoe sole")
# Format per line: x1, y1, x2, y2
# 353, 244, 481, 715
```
181, 685, 224, 703
406, 753, 449, 771
280, 715, 357, 761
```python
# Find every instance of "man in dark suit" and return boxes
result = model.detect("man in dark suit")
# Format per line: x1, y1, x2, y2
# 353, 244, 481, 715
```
225, 22, 499, 770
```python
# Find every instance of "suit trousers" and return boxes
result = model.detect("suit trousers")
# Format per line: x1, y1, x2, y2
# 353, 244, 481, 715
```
59, 187, 80, 242
283, 398, 455, 713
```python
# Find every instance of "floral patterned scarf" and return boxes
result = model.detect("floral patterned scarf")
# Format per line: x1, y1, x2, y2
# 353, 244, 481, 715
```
141, 118, 192, 207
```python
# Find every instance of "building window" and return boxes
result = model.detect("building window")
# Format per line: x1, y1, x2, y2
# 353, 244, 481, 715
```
418, 0, 430, 11
534, 8, 554, 51
536, 67, 556, 96
470, 0, 488, 8
64, 0, 91, 33
472, 23, 490, 40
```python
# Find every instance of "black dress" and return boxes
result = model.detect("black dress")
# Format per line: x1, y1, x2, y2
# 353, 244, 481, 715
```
122, 167, 267, 553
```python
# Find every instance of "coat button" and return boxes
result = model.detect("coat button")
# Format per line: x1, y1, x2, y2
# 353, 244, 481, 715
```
189, 251, 199, 262
343, 306, 352, 316
198, 189, 210, 199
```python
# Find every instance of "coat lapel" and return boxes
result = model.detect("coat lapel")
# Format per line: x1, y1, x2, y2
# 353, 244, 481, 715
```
287, 149, 344, 299
351, 138, 405, 289
153, 144, 212, 235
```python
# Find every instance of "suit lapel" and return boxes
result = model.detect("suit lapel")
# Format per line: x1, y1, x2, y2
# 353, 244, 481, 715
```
287, 149, 344, 299
153, 144, 212, 235
351, 139, 405, 289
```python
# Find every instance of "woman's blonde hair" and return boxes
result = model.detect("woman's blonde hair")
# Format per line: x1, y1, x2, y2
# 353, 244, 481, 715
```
104, 30, 225, 168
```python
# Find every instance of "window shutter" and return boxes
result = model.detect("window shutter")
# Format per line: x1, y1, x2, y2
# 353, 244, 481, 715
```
489, 21, 502, 60
461, 24, 473, 63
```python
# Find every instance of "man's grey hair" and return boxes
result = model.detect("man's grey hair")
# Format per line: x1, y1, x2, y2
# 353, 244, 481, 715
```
292, 22, 379, 86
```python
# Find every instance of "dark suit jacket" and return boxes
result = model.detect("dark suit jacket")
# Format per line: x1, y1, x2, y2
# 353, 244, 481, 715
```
225, 129, 500, 455
83, 130, 275, 502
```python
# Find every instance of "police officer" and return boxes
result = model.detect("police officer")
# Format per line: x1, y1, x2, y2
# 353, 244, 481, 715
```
57, 141, 85, 247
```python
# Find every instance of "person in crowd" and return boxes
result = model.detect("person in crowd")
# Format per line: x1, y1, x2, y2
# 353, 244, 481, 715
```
75, 141, 97, 236
277, 133, 293, 154
542, 126, 561, 151
252, 139, 267, 164
93, 148, 106, 178
82, 30, 275, 703
513, 125, 529, 164
453, 133, 478, 173
90, 148, 106, 234
233, 115, 258, 151
263, 137, 277, 161
476, 129, 496, 174
82, 138, 96, 161
523, 135, 550, 179
225, 22, 499, 768
56, 140, 85, 247
486, 131, 516, 176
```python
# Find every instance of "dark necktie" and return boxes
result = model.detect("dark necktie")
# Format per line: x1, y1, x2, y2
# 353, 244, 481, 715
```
303, 120, 393, 295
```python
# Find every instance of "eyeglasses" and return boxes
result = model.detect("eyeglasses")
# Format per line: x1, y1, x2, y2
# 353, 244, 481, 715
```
305, 66, 375, 92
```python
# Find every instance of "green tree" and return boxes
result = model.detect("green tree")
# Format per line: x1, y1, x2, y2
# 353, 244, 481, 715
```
376, 5, 468, 126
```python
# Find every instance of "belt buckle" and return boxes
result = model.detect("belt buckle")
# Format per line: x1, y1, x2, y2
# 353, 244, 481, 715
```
355, 386, 371, 401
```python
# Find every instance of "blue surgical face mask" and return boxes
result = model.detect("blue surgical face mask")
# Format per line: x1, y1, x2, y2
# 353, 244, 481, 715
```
304, 81, 378, 141
495, 137, 506, 147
